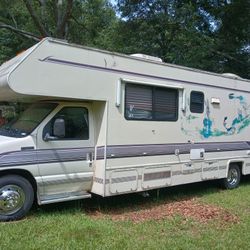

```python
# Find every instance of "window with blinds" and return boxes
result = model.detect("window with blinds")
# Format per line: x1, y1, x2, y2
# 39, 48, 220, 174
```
190, 91, 204, 113
125, 83, 178, 121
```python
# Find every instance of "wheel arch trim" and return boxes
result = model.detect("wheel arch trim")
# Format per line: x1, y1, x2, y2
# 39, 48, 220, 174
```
226, 159, 244, 175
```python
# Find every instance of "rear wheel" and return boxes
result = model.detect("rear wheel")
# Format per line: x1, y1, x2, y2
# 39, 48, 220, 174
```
0, 175, 34, 221
222, 164, 241, 189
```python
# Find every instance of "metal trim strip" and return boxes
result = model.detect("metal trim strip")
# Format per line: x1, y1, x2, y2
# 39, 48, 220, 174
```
40, 176, 92, 186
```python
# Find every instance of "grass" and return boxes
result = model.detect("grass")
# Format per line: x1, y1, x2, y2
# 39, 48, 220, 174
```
0, 176, 250, 250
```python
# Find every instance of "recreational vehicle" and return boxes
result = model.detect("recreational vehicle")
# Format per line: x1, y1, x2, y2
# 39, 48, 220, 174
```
0, 38, 250, 221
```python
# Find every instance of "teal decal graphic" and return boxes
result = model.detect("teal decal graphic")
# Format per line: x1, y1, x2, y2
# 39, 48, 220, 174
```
182, 93, 250, 139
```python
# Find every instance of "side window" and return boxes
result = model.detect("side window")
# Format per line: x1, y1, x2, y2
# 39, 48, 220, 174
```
190, 91, 204, 113
125, 83, 178, 121
125, 84, 153, 120
154, 87, 178, 121
44, 107, 89, 140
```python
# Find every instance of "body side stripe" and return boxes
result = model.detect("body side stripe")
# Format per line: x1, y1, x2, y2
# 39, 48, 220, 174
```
0, 141, 249, 168
43, 57, 250, 93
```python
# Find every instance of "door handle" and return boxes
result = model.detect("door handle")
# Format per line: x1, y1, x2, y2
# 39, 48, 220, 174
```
86, 152, 93, 165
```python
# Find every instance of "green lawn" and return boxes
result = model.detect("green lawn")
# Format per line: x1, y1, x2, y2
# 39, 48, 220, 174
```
1, 177, 250, 250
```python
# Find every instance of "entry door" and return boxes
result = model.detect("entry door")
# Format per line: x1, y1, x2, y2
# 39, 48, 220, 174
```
36, 104, 94, 202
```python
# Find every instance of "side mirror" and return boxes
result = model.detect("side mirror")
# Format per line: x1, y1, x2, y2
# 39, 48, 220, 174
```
53, 118, 65, 138
43, 118, 65, 141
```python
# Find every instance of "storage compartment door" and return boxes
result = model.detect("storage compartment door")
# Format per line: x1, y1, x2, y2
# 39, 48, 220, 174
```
109, 169, 138, 194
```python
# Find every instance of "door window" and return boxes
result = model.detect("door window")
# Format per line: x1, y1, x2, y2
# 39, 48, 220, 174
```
43, 107, 89, 140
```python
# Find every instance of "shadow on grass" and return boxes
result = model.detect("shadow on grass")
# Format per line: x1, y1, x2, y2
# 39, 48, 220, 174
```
35, 175, 250, 217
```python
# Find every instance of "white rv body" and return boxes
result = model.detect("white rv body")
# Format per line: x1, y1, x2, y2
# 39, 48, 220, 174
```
0, 38, 250, 220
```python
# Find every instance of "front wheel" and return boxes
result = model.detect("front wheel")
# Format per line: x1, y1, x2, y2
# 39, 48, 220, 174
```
221, 164, 241, 189
0, 175, 34, 221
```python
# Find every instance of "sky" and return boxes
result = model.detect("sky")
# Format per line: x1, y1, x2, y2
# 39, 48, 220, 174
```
110, 0, 117, 5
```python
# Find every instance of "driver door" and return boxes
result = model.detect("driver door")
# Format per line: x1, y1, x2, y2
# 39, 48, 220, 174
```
36, 103, 94, 203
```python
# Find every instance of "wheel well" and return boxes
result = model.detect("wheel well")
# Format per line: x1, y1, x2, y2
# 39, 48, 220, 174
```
229, 161, 243, 174
0, 169, 37, 193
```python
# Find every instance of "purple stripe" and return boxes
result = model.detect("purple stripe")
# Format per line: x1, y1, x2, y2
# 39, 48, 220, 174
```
0, 141, 249, 168
0, 147, 95, 168
43, 57, 250, 93
96, 146, 105, 160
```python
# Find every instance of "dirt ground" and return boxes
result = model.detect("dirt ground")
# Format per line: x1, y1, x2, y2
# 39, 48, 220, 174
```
86, 197, 239, 224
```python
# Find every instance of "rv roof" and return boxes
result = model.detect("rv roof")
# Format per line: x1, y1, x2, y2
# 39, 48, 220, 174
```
0, 37, 249, 103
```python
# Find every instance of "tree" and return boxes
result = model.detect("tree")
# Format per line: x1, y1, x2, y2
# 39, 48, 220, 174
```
0, 0, 117, 64
115, 0, 250, 78
0, 0, 74, 40
208, 0, 250, 78
115, 1, 216, 66
68, 0, 117, 47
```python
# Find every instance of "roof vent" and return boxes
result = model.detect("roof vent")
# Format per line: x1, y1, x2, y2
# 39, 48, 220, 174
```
222, 73, 241, 79
130, 53, 163, 62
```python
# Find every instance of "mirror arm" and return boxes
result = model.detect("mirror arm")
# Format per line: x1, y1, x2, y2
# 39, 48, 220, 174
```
43, 133, 58, 142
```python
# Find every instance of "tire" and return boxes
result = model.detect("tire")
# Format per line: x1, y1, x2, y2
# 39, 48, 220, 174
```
222, 164, 241, 189
0, 175, 34, 221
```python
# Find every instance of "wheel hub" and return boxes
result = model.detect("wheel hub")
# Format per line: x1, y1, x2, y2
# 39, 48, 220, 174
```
227, 169, 238, 185
0, 185, 25, 215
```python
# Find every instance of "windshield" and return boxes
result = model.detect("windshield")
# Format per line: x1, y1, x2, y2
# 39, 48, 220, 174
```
0, 103, 57, 138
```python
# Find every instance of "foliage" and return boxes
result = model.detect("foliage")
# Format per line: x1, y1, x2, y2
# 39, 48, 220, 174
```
211, 0, 250, 78
68, 0, 117, 48
116, 0, 250, 78
0, 0, 117, 63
